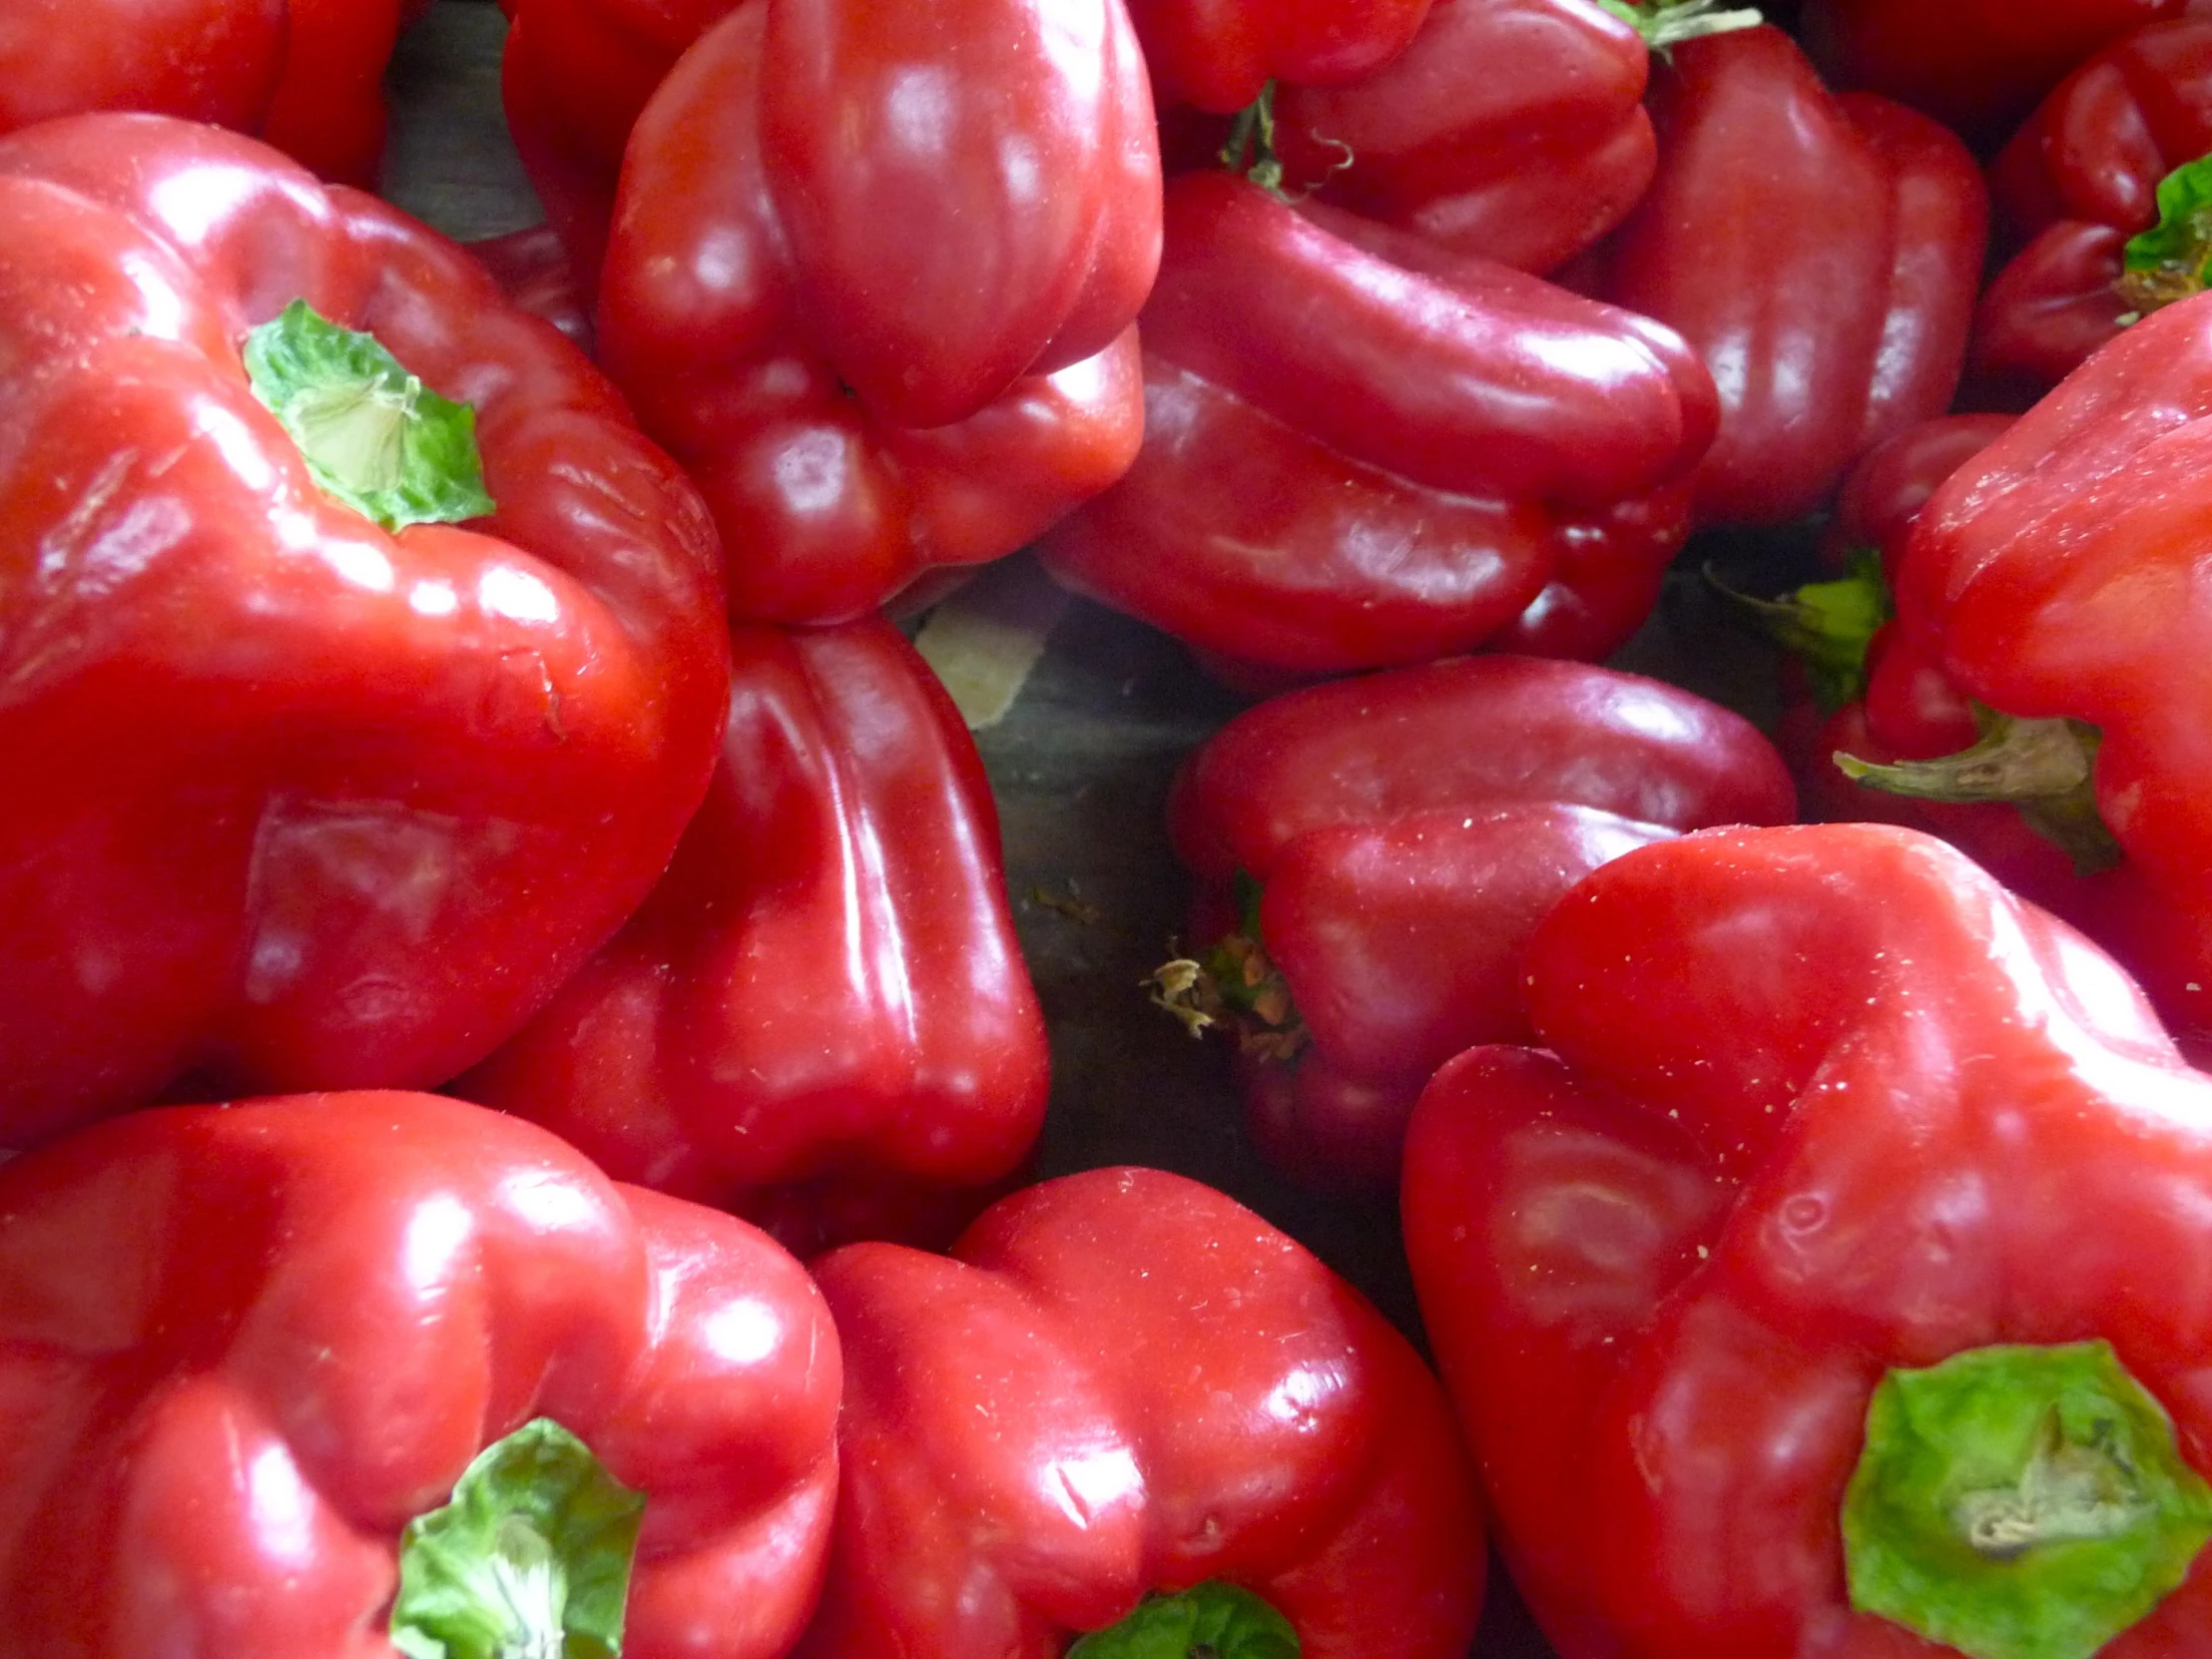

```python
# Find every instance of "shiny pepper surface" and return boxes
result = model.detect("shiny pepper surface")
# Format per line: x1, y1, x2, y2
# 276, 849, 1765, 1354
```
1406, 824, 2212, 1659
0, 1090, 841, 1657
1041, 173, 1718, 674
1125, 0, 1433, 114
597, 0, 1160, 622
1975, 18, 2212, 397
1269, 0, 1664, 276
458, 617, 1049, 1256
1867, 289, 2212, 1046
1584, 26, 1987, 525
0, 0, 413, 184
0, 115, 730, 1144
799, 1167, 1485, 1658
1165, 656, 1796, 1194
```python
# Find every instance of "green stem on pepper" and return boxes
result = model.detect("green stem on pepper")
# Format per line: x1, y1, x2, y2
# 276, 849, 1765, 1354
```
2117, 153, 2212, 323
245, 297, 496, 532
1836, 710, 2122, 875
1843, 1341, 2212, 1659
1067, 1582, 1301, 1659
1599, 0, 1765, 59
389, 1418, 645, 1659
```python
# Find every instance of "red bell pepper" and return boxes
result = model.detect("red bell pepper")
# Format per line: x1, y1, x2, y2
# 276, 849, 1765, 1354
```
468, 224, 593, 348
1404, 823, 2212, 1659
596, 0, 1159, 622
1829, 289, 2212, 1050
501, 0, 742, 289
456, 616, 1049, 1257
1127, 0, 1432, 115
0, 115, 730, 1144
799, 1165, 1486, 1658
0, 1089, 841, 1657
1579, 26, 1987, 526
1801, 0, 2188, 135
1155, 655, 1797, 1194
1973, 18, 2212, 399
1763, 413, 2043, 828
0, 0, 409, 185
1740, 412, 2212, 1063
1039, 173, 1718, 675
1264, 0, 1755, 277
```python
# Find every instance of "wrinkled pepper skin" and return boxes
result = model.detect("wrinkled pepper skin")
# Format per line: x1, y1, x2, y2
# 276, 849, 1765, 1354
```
1403, 824, 2212, 1659
0, 1090, 841, 1657
0, 116, 730, 1143
597, 0, 1158, 622
456, 617, 1049, 1258
1583, 27, 1986, 526
1974, 19, 2212, 397
1166, 656, 1797, 1194
1802, 0, 2187, 135
1875, 289, 2212, 1045
799, 1166, 1485, 1659
1127, 0, 1432, 114
1270, 0, 1659, 276
0, 0, 409, 185
1040, 174, 1717, 675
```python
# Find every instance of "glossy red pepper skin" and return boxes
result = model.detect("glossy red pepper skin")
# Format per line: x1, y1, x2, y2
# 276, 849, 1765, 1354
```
1170, 656, 1797, 1193
1973, 20, 2212, 396
597, 1, 1157, 623
468, 224, 594, 348
1583, 27, 1987, 526
1767, 415, 2212, 1059
1270, 0, 1658, 276
1040, 174, 1716, 675
0, 0, 406, 185
1403, 824, 2212, 1659
1128, 0, 1432, 114
1803, 0, 2186, 136
0, 116, 730, 1144
502, 0, 742, 290
799, 1166, 1485, 1658
0, 1090, 841, 1657
1877, 289, 2212, 1046
456, 617, 1049, 1258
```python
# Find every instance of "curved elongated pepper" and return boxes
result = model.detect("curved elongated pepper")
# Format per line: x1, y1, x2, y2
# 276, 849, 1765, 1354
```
1041, 173, 1718, 674
458, 617, 1049, 1257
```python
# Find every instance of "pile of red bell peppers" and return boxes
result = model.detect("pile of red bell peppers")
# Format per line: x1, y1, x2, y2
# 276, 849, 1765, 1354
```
14, 0, 2212, 1655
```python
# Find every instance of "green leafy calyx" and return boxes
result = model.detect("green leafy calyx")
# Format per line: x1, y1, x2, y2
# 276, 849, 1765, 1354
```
2119, 154, 2212, 320
245, 297, 496, 532
390, 1417, 645, 1659
1067, 1582, 1301, 1659
1844, 1341, 2212, 1659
